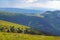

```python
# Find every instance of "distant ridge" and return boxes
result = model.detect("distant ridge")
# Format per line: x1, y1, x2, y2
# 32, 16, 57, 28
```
0, 8, 45, 14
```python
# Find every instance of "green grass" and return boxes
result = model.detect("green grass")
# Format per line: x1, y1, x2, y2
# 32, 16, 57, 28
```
0, 20, 60, 40
0, 32, 60, 40
0, 20, 30, 30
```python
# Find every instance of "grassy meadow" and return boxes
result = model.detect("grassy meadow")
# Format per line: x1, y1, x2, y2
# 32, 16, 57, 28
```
0, 20, 60, 40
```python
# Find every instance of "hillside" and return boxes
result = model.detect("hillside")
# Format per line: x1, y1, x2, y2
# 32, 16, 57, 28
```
0, 20, 30, 30
0, 20, 43, 35
0, 12, 54, 35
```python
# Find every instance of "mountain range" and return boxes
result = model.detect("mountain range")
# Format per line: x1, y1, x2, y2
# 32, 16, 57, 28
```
0, 8, 45, 14
0, 8, 60, 36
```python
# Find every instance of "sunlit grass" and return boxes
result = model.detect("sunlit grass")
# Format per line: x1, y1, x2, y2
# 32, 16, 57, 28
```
0, 32, 60, 40
0, 20, 30, 30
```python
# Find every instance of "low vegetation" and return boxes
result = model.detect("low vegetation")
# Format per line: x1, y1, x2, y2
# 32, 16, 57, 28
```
0, 32, 60, 40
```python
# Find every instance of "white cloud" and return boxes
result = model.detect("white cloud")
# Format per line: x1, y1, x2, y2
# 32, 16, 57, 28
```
21, 1, 60, 10
41, 1, 60, 9
12, 0, 60, 10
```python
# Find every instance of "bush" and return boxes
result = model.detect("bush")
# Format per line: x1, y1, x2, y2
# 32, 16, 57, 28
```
17, 27, 22, 33
9, 26, 15, 33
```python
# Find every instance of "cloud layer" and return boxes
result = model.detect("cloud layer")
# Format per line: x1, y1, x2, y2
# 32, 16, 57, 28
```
0, 0, 60, 10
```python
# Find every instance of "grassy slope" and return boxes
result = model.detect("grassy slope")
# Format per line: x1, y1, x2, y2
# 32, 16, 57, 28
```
0, 20, 60, 40
0, 20, 30, 30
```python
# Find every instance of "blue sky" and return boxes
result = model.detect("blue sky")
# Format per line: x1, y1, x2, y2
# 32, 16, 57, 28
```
0, 0, 60, 10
